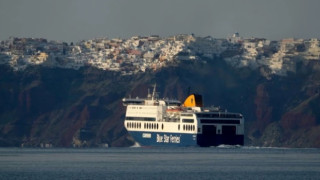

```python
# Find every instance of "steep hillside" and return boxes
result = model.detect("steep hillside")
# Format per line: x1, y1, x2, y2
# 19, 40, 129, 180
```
0, 57, 319, 147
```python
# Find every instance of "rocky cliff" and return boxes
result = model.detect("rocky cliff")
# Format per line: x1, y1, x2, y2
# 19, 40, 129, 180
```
0, 57, 319, 147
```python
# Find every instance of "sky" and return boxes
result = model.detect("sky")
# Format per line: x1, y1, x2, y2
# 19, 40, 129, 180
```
0, 0, 320, 42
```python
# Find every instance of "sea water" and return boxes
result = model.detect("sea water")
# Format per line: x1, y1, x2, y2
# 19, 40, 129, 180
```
0, 146, 319, 179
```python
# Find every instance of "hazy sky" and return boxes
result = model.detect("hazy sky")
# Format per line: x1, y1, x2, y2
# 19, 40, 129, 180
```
1, 0, 319, 42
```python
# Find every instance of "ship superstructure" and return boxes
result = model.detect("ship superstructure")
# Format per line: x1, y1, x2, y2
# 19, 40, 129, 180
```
123, 85, 244, 147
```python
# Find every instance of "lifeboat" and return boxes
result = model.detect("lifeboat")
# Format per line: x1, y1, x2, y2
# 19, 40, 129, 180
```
166, 107, 182, 113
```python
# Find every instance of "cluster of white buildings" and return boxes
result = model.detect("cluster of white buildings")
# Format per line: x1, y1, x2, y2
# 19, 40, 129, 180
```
225, 34, 320, 75
0, 34, 319, 76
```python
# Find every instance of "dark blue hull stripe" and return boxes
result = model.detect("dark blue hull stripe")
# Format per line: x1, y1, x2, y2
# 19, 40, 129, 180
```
128, 131, 244, 147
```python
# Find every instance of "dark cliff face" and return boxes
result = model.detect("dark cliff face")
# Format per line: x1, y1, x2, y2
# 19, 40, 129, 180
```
0, 58, 319, 147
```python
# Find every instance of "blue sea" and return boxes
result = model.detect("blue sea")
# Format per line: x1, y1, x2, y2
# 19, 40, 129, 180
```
0, 146, 319, 179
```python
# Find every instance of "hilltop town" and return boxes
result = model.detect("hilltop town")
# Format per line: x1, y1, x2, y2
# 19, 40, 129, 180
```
0, 33, 319, 76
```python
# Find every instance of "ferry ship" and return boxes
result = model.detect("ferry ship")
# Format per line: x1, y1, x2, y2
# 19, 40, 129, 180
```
123, 85, 244, 147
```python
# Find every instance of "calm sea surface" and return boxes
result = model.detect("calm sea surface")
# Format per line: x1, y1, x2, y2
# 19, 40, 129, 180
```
0, 146, 319, 179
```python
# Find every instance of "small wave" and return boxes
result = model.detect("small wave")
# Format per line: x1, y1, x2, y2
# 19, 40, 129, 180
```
241, 146, 262, 149
130, 142, 141, 148
241, 146, 297, 150
215, 144, 242, 149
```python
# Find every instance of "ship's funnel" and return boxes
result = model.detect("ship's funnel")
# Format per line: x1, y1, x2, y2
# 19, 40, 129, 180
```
183, 94, 203, 107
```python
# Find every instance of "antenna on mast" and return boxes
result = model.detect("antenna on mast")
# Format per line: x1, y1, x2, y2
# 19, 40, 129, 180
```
152, 84, 157, 100
147, 88, 151, 99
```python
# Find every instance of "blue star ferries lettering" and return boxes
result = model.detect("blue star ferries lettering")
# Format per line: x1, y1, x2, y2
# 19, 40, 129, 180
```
157, 134, 180, 144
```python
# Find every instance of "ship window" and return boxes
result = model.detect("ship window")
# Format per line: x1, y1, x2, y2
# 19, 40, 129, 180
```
200, 119, 240, 124
197, 113, 242, 119
162, 124, 164, 130
126, 117, 156, 121
157, 124, 159, 129
182, 119, 194, 123
178, 124, 180, 130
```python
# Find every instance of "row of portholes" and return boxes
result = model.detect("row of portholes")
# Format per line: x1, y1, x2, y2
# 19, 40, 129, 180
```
127, 122, 142, 129
128, 122, 195, 131
127, 122, 164, 130
144, 123, 159, 130
183, 124, 195, 131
